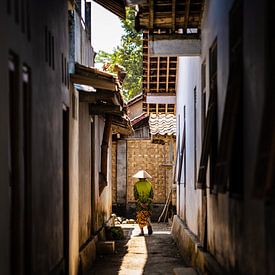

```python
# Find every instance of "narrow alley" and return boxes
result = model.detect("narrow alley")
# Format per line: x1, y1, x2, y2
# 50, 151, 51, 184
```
90, 223, 193, 275
0, 0, 274, 275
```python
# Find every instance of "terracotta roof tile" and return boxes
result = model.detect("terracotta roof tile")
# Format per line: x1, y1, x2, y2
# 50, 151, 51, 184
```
149, 114, 176, 136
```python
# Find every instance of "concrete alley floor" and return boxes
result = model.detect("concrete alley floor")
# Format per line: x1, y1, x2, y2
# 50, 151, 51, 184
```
89, 223, 194, 275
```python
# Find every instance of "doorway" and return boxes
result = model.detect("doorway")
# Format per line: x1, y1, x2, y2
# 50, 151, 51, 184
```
63, 107, 69, 274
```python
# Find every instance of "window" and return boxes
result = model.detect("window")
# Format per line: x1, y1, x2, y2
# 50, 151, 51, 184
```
197, 39, 218, 190
209, 39, 218, 192
201, 61, 206, 140
215, 0, 243, 196
45, 26, 55, 70
9, 52, 21, 274
177, 106, 186, 186
7, 0, 31, 39
22, 65, 32, 273
61, 53, 69, 87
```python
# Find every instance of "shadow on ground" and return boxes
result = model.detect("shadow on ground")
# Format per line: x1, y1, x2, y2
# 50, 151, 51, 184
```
89, 223, 186, 275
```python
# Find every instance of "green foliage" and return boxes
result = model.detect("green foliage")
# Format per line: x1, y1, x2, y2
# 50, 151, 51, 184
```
105, 226, 124, 240
95, 7, 143, 101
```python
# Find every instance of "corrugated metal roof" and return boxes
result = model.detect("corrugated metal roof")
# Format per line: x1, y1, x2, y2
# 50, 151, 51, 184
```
149, 114, 176, 136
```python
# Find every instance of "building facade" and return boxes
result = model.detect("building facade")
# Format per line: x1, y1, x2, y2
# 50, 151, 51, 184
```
132, 0, 275, 273
173, 0, 275, 274
0, 0, 129, 274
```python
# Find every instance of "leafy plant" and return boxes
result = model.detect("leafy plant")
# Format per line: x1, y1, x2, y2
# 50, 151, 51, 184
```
95, 7, 143, 101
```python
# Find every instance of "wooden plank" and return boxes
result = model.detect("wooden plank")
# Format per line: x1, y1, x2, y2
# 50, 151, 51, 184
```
70, 74, 117, 91
79, 90, 115, 103
172, 0, 176, 32
75, 63, 115, 79
166, 56, 170, 92
157, 56, 160, 93
149, 0, 154, 30
184, 0, 191, 31
175, 57, 178, 95
147, 92, 176, 96
147, 34, 150, 92
149, 34, 199, 41
197, 91, 216, 186
89, 104, 122, 115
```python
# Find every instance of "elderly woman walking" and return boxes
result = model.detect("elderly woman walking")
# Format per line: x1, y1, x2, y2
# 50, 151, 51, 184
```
133, 170, 154, 236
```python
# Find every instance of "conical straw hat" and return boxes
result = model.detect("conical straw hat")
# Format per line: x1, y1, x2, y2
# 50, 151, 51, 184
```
132, 170, 152, 179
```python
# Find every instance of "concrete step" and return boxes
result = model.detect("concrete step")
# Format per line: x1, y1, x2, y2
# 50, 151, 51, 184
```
173, 267, 198, 275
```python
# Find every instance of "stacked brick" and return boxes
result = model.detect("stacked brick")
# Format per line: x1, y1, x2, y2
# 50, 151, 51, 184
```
127, 140, 172, 204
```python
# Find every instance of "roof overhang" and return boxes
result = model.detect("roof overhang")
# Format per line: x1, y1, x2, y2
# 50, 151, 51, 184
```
71, 63, 133, 135
112, 115, 134, 135
131, 112, 149, 129
71, 63, 118, 91
94, 0, 126, 19
135, 0, 205, 37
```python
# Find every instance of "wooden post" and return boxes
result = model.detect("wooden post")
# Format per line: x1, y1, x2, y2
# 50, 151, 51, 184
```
99, 115, 112, 193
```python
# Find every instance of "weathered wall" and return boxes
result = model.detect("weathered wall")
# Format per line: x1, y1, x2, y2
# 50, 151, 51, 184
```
0, 0, 115, 274
70, 5, 97, 274
91, 116, 113, 231
175, 0, 272, 274
69, 88, 79, 275
78, 103, 92, 247
201, 0, 266, 273
241, 0, 268, 273
73, 10, 93, 67
0, 0, 70, 273
176, 57, 202, 237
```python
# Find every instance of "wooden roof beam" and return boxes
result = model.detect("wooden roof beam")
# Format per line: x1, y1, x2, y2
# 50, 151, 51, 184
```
89, 104, 123, 115
172, 0, 176, 32
149, 0, 154, 30
71, 74, 117, 91
79, 90, 115, 103
184, 0, 191, 32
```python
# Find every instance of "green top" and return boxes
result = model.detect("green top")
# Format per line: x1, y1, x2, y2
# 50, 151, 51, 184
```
134, 179, 154, 211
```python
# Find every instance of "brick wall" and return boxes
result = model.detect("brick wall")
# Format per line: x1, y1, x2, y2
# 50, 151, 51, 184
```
127, 140, 172, 204
112, 139, 174, 206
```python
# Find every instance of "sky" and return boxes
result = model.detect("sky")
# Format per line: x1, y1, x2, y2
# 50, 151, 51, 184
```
91, 1, 124, 53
